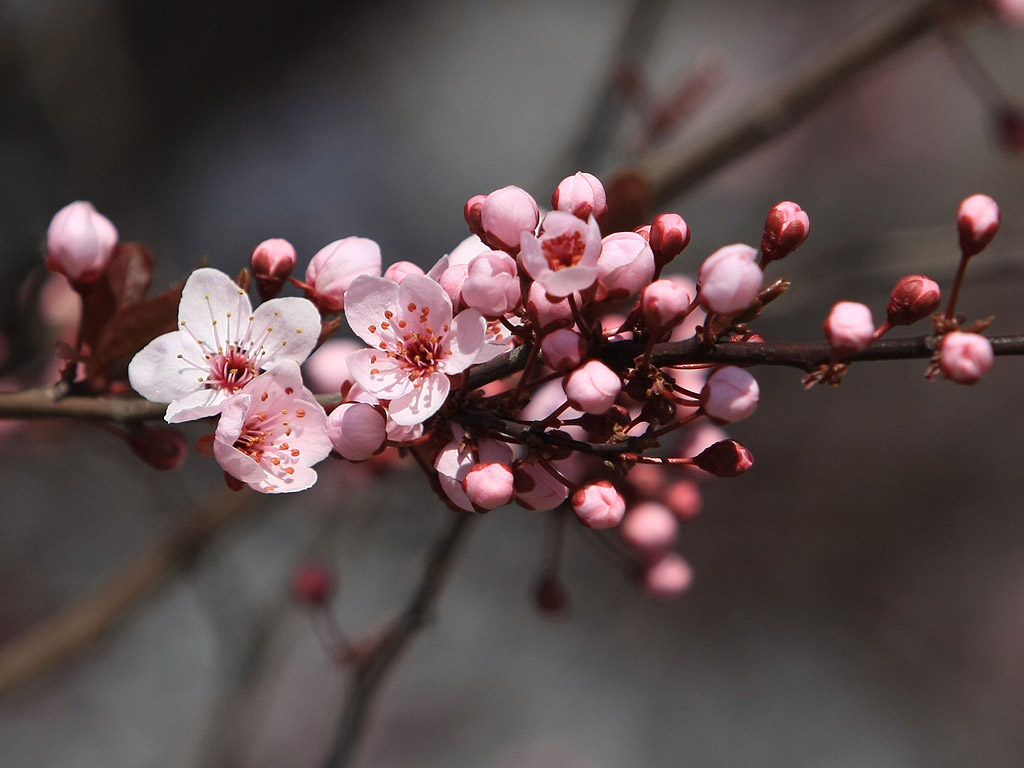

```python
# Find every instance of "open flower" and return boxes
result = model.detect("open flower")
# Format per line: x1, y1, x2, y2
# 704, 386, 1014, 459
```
129, 268, 321, 422
518, 211, 602, 297
344, 274, 486, 425
213, 361, 332, 493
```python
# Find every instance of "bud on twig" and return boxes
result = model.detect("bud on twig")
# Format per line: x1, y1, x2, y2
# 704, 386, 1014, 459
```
887, 275, 941, 327
691, 439, 754, 478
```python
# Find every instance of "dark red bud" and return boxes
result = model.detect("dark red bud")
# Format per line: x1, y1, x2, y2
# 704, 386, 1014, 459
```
760, 201, 810, 264
886, 275, 941, 326
128, 428, 188, 470
691, 439, 754, 478
293, 561, 336, 606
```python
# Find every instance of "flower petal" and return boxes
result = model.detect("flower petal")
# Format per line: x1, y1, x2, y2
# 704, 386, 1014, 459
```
387, 373, 450, 425
344, 275, 400, 347
440, 308, 486, 374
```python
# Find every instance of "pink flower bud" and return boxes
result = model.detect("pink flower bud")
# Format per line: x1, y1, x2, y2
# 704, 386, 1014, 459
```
462, 251, 520, 317
664, 480, 703, 520
127, 428, 188, 470
572, 480, 626, 529
887, 275, 941, 327
463, 462, 515, 512
304, 339, 360, 394
292, 561, 335, 606
383, 260, 425, 284
691, 439, 754, 478
552, 171, 607, 221
251, 238, 297, 301
305, 237, 382, 313
641, 279, 692, 335
643, 552, 693, 598
326, 401, 388, 461
824, 301, 875, 355
988, 0, 1024, 24
526, 282, 574, 332
957, 194, 1000, 257
760, 201, 810, 264
697, 244, 762, 315
45, 201, 119, 284
621, 502, 678, 555
541, 328, 586, 372
464, 194, 487, 238
700, 366, 759, 424
649, 213, 691, 268
563, 360, 621, 414
480, 185, 540, 253
513, 461, 570, 511
596, 231, 655, 301
939, 331, 994, 384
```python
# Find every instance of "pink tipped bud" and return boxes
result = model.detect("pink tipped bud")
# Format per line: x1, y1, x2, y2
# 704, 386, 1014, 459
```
760, 201, 810, 264
641, 279, 692, 335
572, 480, 626, 529
326, 402, 387, 461
887, 275, 941, 327
464, 194, 487, 238
957, 194, 1000, 257
552, 171, 608, 221
127, 428, 188, 470
691, 439, 754, 478
824, 301, 875, 356
541, 328, 587, 372
596, 231, 655, 301
939, 331, 994, 384
700, 366, 759, 424
621, 502, 678, 555
563, 360, 622, 414
462, 251, 520, 317
292, 561, 335, 606
643, 552, 693, 598
251, 238, 297, 301
480, 185, 540, 253
649, 213, 691, 268
526, 282, 574, 332
305, 237, 382, 313
383, 260, 425, 284
463, 462, 515, 512
697, 244, 762, 315
45, 201, 119, 284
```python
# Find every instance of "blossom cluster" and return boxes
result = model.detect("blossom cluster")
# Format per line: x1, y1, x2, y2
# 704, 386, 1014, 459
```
41, 180, 1002, 596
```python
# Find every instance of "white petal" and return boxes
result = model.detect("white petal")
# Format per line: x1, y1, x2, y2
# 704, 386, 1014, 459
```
178, 268, 253, 347
249, 296, 321, 367
441, 308, 486, 374
344, 275, 400, 347
387, 373, 450, 425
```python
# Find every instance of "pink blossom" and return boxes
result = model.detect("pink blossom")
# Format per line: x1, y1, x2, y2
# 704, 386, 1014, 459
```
824, 301, 875, 355
383, 260, 425, 284
519, 211, 602, 298
525, 282, 574, 332
700, 366, 759, 424
251, 238, 297, 301
939, 331, 994, 384
129, 268, 321, 423
988, 0, 1024, 26
621, 502, 678, 555
304, 236, 382, 312
45, 201, 119, 284
563, 360, 621, 414
551, 171, 607, 220
463, 462, 515, 511
326, 401, 387, 461
643, 552, 694, 597
213, 361, 332, 493
957, 194, 1000, 257
345, 274, 486, 425
461, 251, 520, 317
540, 328, 586, 372
572, 480, 626, 529
697, 244, 763, 315
641, 279, 692, 335
596, 231, 655, 300
480, 185, 540, 252
435, 424, 513, 511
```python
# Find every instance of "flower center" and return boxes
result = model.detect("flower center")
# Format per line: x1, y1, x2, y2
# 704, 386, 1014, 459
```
542, 231, 586, 271
207, 347, 257, 392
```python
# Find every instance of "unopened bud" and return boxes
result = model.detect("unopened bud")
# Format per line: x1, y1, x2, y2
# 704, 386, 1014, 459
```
691, 439, 754, 478
939, 331, 994, 384
664, 480, 703, 520
957, 194, 1000, 257
305, 237, 382, 313
697, 244, 762, 315
641, 279, 692, 335
563, 360, 622, 414
596, 231, 655, 301
326, 401, 387, 461
46, 201, 119, 284
127, 428, 187, 470
700, 366, 759, 424
463, 462, 515, 512
251, 238, 297, 301
649, 213, 691, 268
572, 480, 626, 529
292, 561, 335, 606
887, 275, 941, 327
552, 171, 607, 221
464, 194, 487, 238
621, 502, 678, 555
383, 260, 425, 284
541, 328, 586, 372
760, 201, 810, 264
479, 185, 539, 253
642, 552, 693, 598
824, 301, 875, 356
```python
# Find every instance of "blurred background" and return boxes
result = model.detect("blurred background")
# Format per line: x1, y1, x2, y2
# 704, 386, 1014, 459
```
2, 0, 1024, 766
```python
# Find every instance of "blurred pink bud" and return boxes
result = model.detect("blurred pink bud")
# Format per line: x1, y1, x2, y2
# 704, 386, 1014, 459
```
939, 331, 994, 384
563, 360, 621, 414
596, 231, 655, 301
700, 366, 759, 424
127, 428, 188, 470
697, 244, 762, 315
541, 328, 586, 372
649, 213, 691, 268
621, 502, 678, 555
305, 236, 382, 312
480, 185, 540, 253
996, 104, 1024, 152
552, 171, 607, 221
326, 402, 388, 461
824, 301, 875, 355
641, 279, 692, 335
664, 480, 703, 519
463, 462, 515, 512
572, 480, 626, 529
677, 423, 728, 461
988, 0, 1024, 24
46, 201, 119, 284
513, 461, 570, 511
383, 260, 425, 284
251, 238, 297, 301
464, 194, 487, 238
292, 561, 335, 606
760, 201, 810, 264
643, 552, 693, 598
462, 251, 520, 317
887, 275, 941, 327
526, 282, 574, 332
691, 439, 754, 477
303, 338, 360, 394
957, 194, 1000, 257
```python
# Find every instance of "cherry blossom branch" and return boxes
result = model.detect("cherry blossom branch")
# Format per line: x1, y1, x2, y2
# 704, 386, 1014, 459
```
323, 511, 475, 768
0, 488, 253, 697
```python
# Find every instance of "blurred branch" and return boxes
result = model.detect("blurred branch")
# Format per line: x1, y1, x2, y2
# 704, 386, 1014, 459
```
0, 488, 254, 697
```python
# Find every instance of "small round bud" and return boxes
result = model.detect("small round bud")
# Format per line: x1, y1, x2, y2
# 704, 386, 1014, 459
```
643, 552, 693, 598
541, 328, 586, 372
939, 331, 994, 384
641, 279, 692, 335
649, 213, 691, 268
691, 439, 754, 478
887, 275, 941, 327
293, 561, 335, 606
957, 194, 1000, 257
383, 260, 425, 284
305, 237, 382, 312
824, 301, 875, 356
326, 402, 387, 461
563, 360, 622, 414
464, 194, 487, 238
621, 502, 678, 555
572, 480, 626, 529
127, 428, 188, 470
480, 185, 540, 253
596, 231, 655, 301
697, 244, 762, 315
46, 201, 119, 284
664, 480, 703, 520
526, 282, 574, 333
251, 238, 297, 301
760, 201, 810, 264
700, 366, 760, 424
463, 462, 515, 512
552, 171, 607, 221
461, 251, 520, 317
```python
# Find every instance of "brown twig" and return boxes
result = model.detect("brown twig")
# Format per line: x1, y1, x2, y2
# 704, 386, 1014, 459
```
0, 488, 254, 697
